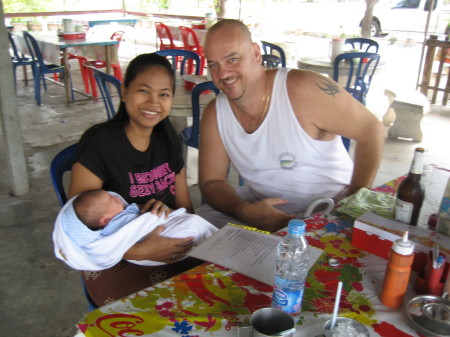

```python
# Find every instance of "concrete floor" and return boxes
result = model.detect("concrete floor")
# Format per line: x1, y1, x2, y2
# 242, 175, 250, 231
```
1, 37, 450, 336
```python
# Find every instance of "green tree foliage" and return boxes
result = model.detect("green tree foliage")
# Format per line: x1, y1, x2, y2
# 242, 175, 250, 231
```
3, 0, 55, 13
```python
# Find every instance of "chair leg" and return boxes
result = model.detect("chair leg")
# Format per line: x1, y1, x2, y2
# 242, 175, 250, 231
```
199, 57, 206, 76
22, 65, 28, 86
34, 67, 42, 105
86, 67, 98, 99
77, 58, 90, 94
112, 65, 123, 82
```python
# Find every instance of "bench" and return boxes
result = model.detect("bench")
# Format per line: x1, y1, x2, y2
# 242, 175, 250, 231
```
383, 89, 430, 142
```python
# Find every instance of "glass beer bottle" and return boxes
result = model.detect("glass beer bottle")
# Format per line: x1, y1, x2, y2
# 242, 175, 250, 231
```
394, 147, 425, 226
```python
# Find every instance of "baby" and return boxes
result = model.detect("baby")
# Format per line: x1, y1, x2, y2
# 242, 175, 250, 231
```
70, 189, 147, 246
55, 189, 218, 269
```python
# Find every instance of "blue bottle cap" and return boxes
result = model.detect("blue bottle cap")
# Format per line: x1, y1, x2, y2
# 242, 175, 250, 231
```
288, 219, 306, 236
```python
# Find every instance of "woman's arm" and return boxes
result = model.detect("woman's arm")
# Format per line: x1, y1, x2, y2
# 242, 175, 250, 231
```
123, 225, 194, 263
68, 162, 104, 199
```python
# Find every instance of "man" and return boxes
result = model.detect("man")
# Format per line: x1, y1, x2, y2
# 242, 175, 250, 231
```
197, 19, 384, 232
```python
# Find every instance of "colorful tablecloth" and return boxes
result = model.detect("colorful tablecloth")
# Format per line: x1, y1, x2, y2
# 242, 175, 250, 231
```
76, 177, 427, 337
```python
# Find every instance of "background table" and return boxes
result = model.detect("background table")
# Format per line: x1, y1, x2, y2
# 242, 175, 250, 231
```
297, 56, 384, 78
75, 176, 430, 337
13, 32, 119, 104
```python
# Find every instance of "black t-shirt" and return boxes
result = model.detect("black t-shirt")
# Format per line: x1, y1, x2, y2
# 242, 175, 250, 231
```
75, 123, 184, 208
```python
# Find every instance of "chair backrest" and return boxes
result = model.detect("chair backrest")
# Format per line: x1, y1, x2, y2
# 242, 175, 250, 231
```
155, 22, 176, 50
92, 68, 122, 120
187, 81, 220, 149
49, 143, 98, 311
261, 41, 286, 68
262, 54, 281, 69
8, 31, 22, 60
345, 38, 379, 53
50, 143, 78, 207
155, 49, 201, 75
179, 26, 202, 53
333, 52, 380, 151
333, 52, 380, 105
110, 31, 125, 42
22, 31, 41, 65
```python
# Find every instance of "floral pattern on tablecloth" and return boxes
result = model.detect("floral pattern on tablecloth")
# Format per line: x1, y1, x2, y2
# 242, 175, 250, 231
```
77, 178, 422, 337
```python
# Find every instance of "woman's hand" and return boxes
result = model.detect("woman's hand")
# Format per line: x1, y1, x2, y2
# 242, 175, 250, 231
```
124, 225, 195, 263
140, 198, 172, 218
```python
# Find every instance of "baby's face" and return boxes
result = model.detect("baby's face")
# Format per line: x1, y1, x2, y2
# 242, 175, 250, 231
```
101, 192, 125, 218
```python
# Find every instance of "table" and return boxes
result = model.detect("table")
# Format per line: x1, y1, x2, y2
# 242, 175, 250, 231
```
13, 31, 119, 105
297, 56, 347, 77
297, 56, 384, 78
75, 175, 437, 337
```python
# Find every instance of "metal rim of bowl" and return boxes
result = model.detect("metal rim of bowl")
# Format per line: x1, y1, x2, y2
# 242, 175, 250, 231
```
406, 295, 450, 337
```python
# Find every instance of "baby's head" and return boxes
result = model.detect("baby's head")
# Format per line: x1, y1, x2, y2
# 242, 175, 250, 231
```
73, 190, 125, 230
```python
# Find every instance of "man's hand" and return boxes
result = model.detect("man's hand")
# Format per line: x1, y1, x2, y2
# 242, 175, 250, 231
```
241, 198, 295, 232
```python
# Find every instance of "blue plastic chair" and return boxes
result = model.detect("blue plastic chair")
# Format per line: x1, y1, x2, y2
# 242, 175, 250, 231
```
333, 51, 380, 151
23, 31, 73, 105
180, 81, 220, 149
8, 31, 36, 89
91, 68, 122, 120
345, 38, 379, 53
262, 54, 281, 69
50, 143, 98, 311
261, 41, 286, 68
155, 49, 201, 75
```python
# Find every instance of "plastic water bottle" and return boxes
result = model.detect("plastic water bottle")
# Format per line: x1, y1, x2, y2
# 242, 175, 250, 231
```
271, 219, 309, 323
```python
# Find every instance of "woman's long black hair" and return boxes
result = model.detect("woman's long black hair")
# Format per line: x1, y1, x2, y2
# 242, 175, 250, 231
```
109, 53, 181, 157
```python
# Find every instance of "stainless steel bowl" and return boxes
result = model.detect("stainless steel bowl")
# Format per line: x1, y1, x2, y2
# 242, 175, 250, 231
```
406, 295, 450, 336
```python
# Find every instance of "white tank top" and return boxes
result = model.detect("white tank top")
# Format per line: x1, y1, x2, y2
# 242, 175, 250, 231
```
216, 68, 353, 213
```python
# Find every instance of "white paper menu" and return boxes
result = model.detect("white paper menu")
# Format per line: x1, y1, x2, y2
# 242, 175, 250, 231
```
187, 224, 323, 286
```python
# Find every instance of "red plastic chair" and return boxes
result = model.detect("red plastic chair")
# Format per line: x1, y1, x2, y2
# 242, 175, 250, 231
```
155, 22, 183, 50
179, 26, 205, 75
83, 31, 124, 99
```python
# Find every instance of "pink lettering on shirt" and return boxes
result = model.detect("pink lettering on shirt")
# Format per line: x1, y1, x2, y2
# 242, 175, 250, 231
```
128, 163, 176, 198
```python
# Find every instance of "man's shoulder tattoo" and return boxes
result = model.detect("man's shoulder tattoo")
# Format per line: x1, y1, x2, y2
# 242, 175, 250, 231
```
316, 78, 340, 97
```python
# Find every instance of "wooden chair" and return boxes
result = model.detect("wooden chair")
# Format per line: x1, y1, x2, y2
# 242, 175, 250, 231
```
179, 26, 205, 75
83, 31, 124, 99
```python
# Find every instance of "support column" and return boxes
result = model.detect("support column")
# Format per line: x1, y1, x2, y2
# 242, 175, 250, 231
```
0, 4, 29, 196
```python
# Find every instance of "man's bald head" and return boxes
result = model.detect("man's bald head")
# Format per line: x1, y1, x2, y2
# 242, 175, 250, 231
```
204, 19, 253, 51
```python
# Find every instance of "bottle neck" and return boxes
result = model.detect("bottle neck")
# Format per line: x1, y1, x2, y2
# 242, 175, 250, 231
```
407, 172, 422, 182
409, 150, 424, 176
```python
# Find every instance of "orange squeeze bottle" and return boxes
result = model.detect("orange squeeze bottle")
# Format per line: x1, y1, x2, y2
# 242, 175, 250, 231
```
380, 231, 415, 308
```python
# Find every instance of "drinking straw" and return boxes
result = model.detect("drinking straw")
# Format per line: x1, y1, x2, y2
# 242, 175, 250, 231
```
330, 281, 343, 330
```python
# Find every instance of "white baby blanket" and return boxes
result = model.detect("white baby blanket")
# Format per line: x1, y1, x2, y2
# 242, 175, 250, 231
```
53, 196, 218, 270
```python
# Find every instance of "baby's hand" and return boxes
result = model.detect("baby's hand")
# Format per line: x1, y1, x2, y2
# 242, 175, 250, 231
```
140, 198, 171, 218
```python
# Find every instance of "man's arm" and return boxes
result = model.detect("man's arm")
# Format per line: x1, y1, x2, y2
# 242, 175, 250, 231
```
288, 70, 385, 198
198, 100, 294, 231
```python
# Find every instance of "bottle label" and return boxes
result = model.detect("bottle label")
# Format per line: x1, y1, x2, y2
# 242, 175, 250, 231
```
395, 199, 413, 223
271, 286, 304, 314
410, 149, 424, 175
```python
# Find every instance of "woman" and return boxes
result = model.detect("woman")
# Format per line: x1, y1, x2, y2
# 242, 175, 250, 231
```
68, 53, 202, 306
